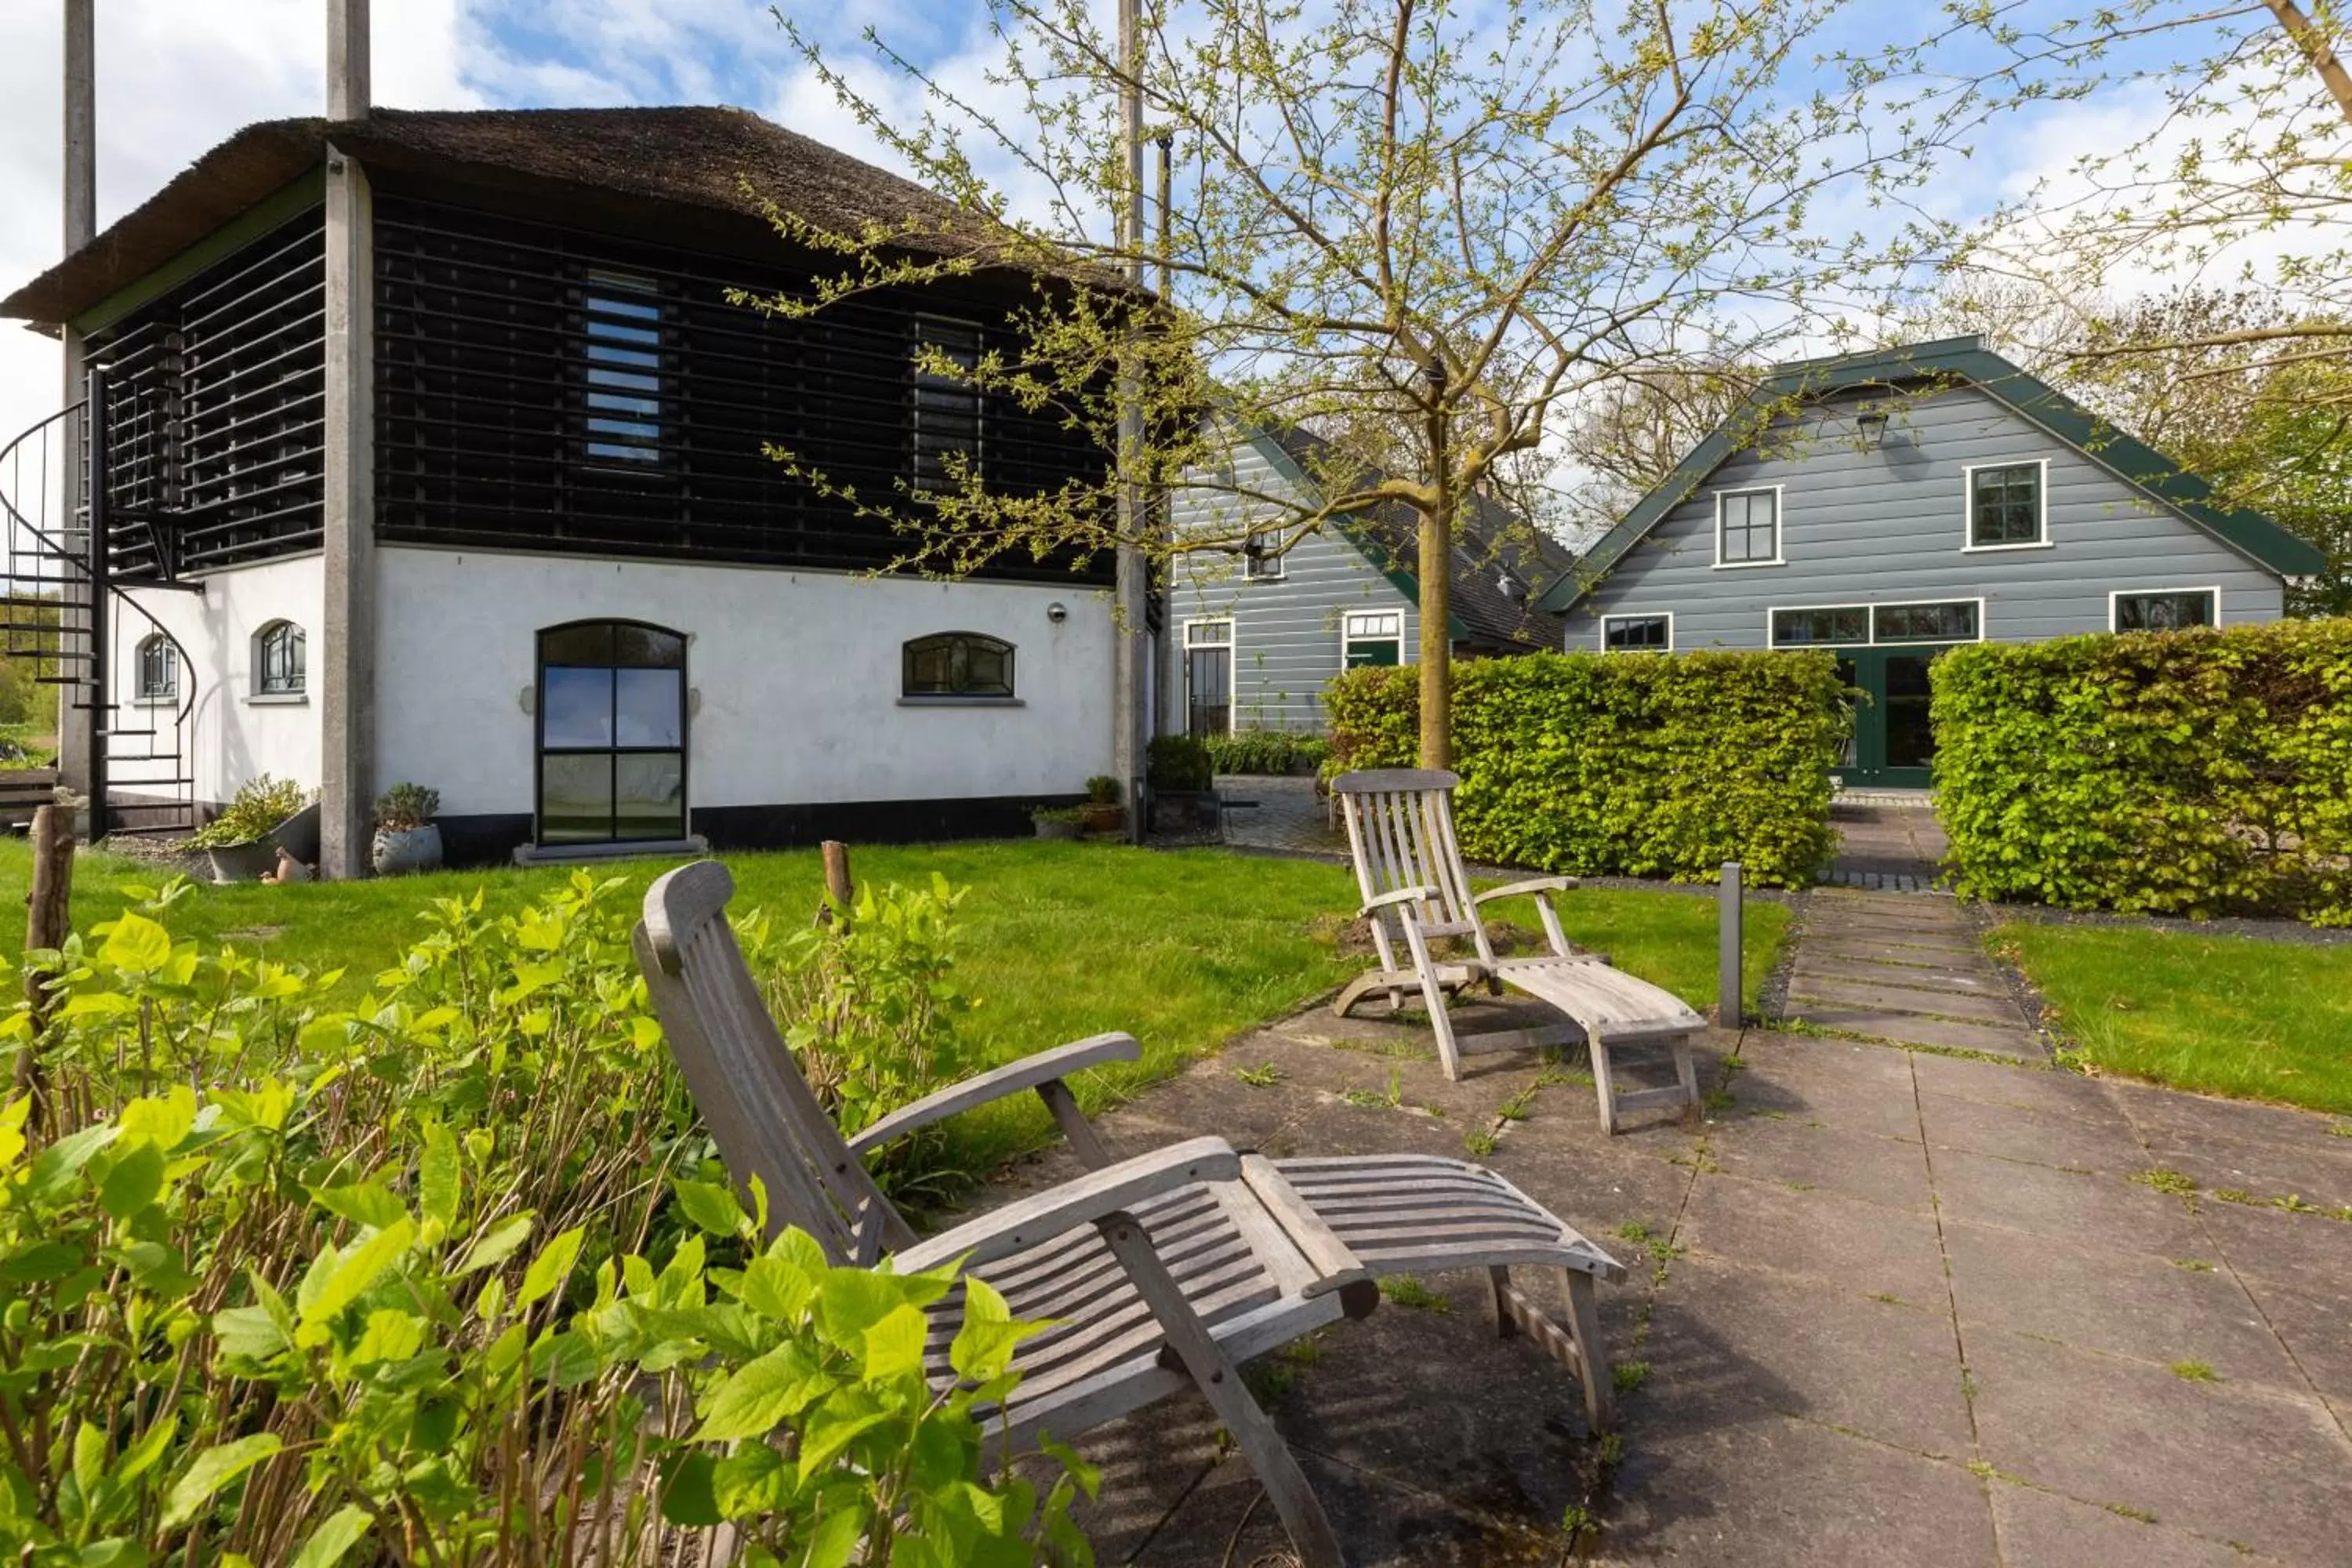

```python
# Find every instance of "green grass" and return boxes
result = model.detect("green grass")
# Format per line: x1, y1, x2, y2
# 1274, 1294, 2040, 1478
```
0, 838, 1787, 1174
1995, 921, 2352, 1115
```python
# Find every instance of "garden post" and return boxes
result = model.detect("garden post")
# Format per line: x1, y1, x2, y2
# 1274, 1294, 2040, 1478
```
821, 840, 854, 927
14, 803, 74, 1134
1719, 862, 1743, 1029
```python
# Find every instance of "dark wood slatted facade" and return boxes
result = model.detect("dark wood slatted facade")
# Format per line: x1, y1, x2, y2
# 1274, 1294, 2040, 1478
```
372, 191, 1112, 583
87, 207, 328, 576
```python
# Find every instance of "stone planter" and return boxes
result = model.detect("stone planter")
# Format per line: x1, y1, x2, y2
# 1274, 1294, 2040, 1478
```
1149, 791, 1222, 833
205, 840, 281, 885
372, 824, 445, 876
1033, 818, 1083, 841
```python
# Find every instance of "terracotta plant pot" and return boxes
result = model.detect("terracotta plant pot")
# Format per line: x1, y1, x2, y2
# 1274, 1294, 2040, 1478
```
372, 823, 445, 876
1083, 804, 1126, 835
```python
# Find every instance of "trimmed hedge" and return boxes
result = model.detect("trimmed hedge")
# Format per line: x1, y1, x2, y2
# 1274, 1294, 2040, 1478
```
1933, 620, 2352, 924
1324, 651, 1847, 886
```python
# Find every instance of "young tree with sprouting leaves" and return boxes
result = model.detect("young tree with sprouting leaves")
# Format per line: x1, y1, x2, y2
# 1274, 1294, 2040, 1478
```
759, 0, 2013, 766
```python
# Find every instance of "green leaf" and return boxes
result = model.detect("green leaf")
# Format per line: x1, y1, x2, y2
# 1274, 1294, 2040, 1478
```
948, 1276, 1020, 1384
673, 1179, 746, 1238
287, 1505, 371, 1568
100, 911, 173, 973
314, 1181, 406, 1231
737, 1254, 816, 1324
419, 1122, 460, 1231
296, 1217, 417, 1334
98, 1143, 165, 1220
862, 1303, 929, 1382
796, 1385, 892, 1481
801, 1501, 869, 1568
692, 1341, 827, 1443
813, 1268, 910, 1345
517, 1227, 584, 1310
0, 1240, 86, 1283
659, 1451, 721, 1527
212, 1305, 287, 1361
456, 1214, 535, 1276
160, 1433, 282, 1530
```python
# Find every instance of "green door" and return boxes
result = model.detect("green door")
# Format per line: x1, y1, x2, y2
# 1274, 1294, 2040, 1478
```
1835, 646, 1953, 789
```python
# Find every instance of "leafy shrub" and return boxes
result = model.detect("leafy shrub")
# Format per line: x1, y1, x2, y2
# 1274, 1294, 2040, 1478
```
1324, 651, 1847, 885
187, 774, 308, 848
1203, 729, 1332, 775
1933, 620, 2352, 923
373, 780, 440, 829
0, 873, 1091, 1565
1145, 734, 1214, 791
1083, 775, 1121, 804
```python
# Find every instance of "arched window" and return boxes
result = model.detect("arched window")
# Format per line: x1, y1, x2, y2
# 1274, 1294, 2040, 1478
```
536, 620, 687, 844
135, 635, 178, 702
902, 632, 1014, 700
253, 620, 306, 695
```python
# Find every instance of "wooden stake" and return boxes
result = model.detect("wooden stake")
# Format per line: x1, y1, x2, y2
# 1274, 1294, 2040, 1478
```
14, 804, 75, 1134
818, 839, 854, 929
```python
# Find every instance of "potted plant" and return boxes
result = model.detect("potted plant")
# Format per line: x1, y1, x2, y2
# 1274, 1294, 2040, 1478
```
1031, 804, 1087, 841
1146, 735, 1219, 833
372, 782, 444, 875
1082, 775, 1125, 834
187, 775, 311, 884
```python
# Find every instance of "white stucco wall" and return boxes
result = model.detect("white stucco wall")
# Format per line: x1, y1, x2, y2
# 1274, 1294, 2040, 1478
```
373, 546, 1115, 822
120, 556, 324, 806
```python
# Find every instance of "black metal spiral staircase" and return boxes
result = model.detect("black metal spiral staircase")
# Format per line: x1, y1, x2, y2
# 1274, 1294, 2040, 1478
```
0, 368, 201, 838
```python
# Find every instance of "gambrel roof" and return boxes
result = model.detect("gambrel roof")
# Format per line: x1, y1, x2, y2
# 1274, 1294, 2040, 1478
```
1534, 336, 2325, 613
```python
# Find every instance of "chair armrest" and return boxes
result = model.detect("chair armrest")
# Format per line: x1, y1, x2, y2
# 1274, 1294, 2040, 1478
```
1359, 885, 1439, 919
847, 1031, 1142, 1157
895, 1136, 1240, 1274
1472, 877, 1578, 906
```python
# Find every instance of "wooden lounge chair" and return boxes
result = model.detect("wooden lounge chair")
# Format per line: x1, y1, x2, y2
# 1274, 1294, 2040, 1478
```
1332, 768, 1708, 1131
634, 861, 1627, 1568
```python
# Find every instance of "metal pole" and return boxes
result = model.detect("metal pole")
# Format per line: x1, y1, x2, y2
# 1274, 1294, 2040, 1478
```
1111, 0, 1149, 843
57, 0, 97, 802
85, 365, 109, 843
1719, 861, 1744, 1029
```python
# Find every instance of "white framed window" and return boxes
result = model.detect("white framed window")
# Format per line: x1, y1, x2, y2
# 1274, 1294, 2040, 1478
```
2110, 586, 2219, 632
1341, 610, 1403, 668
1768, 599, 1984, 648
1714, 486, 1783, 568
252, 619, 306, 697
1962, 459, 2049, 550
1243, 528, 1286, 580
134, 634, 178, 702
1182, 618, 1235, 737
1600, 612, 1672, 652
913, 315, 983, 495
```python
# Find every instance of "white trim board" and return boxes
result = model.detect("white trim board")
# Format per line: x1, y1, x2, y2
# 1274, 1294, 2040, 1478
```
1959, 457, 2053, 552
1765, 597, 1987, 649
1712, 484, 1785, 569
1180, 615, 1238, 735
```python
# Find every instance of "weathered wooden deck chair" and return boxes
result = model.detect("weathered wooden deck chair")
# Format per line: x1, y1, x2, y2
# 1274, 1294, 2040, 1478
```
635, 861, 1627, 1568
1333, 768, 1708, 1131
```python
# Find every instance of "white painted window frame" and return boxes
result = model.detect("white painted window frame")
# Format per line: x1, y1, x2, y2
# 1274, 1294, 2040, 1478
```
2107, 585, 2221, 633
1765, 597, 1987, 650
1712, 485, 1785, 569
1243, 526, 1287, 581
1599, 611, 1675, 653
248, 618, 308, 705
1182, 615, 1238, 736
1960, 458, 2053, 552
132, 633, 179, 706
1340, 608, 1406, 669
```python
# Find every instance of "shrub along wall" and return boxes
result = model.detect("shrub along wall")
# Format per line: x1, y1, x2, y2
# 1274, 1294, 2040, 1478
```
1324, 650, 1848, 886
1933, 619, 2352, 924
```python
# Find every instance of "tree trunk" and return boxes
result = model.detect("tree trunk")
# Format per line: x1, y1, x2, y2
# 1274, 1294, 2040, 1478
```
1416, 485, 1454, 769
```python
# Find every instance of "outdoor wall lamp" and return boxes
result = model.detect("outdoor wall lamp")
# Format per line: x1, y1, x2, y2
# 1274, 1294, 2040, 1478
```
1047, 601, 1069, 623
1856, 408, 1889, 449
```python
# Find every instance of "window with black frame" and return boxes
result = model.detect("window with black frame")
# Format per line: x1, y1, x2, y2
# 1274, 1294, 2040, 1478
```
253, 620, 305, 695
902, 632, 1015, 699
913, 318, 983, 495
2113, 590, 2216, 631
1968, 463, 2043, 547
135, 635, 178, 702
536, 621, 687, 844
577, 270, 667, 469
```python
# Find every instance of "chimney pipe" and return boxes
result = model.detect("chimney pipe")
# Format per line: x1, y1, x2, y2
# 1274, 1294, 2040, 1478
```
64, 0, 94, 251
329, 0, 370, 120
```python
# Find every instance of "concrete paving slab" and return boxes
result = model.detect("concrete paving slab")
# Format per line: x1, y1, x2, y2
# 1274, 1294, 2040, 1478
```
2140, 1130, 2352, 1212
1781, 1007, 2044, 1056
1941, 1217, 2305, 1389
1679, 1172, 1951, 1302
1929, 1145, 2208, 1257
1805, 908, 1976, 942
1599, 1403, 1999, 1567
1790, 955, 2012, 996
1917, 1089, 2153, 1174
2234, 1274, 2352, 1414
1968, 1327, 2352, 1563
1646, 1254, 1975, 1457
1708, 1113, 1934, 1211
1787, 973, 2029, 1025
1714, 1039, 1927, 1140
1802, 927, 1984, 957
2195, 1196, 2352, 1302
1909, 1051, 2117, 1117
2108, 1080, 2352, 1157
1988, 1482, 2278, 1568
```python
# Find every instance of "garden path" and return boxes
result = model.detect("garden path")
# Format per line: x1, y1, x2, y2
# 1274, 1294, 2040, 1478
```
971, 975, 2352, 1563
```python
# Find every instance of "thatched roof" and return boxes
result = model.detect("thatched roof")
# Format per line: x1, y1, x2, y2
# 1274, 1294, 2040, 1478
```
4, 105, 1087, 325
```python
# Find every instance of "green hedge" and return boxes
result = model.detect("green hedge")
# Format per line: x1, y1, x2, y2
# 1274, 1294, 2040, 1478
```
1323, 651, 1847, 885
1933, 620, 2352, 924
1203, 728, 1333, 775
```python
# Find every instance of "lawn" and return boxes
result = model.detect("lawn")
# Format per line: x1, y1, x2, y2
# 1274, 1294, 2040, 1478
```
1993, 921, 2352, 1116
0, 837, 1785, 1171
